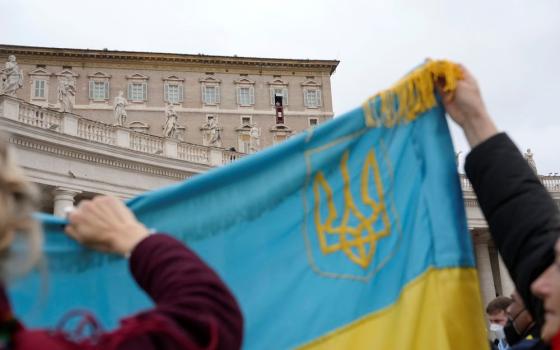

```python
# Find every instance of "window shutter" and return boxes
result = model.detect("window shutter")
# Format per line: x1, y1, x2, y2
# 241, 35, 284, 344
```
283, 88, 289, 106
178, 84, 184, 102
316, 90, 322, 107
201, 85, 206, 104
127, 83, 133, 100
164, 83, 169, 102
142, 82, 148, 101
105, 81, 110, 100
270, 88, 275, 105
303, 89, 309, 107
89, 80, 94, 100
250, 87, 255, 105
236, 87, 240, 105
215, 86, 220, 104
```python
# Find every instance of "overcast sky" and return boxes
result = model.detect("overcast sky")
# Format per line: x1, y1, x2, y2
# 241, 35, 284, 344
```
1, 0, 559, 174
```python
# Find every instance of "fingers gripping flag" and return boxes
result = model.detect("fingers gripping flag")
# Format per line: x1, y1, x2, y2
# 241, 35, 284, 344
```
10, 61, 487, 349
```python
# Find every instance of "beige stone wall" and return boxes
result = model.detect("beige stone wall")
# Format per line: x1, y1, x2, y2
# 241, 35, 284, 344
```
1, 46, 337, 152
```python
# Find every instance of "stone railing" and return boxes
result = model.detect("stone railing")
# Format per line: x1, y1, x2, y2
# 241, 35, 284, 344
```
17, 102, 62, 130
541, 176, 560, 192
78, 118, 116, 145
130, 131, 164, 154
0, 94, 244, 167
222, 150, 243, 165
178, 143, 209, 163
461, 174, 560, 193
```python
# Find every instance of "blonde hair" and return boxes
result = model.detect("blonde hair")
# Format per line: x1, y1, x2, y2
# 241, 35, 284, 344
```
0, 135, 42, 279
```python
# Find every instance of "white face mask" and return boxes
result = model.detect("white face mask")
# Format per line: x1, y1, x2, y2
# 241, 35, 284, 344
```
489, 323, 505, 341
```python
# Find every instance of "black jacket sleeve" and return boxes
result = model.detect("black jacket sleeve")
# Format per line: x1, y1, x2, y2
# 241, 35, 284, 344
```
465, 133, 560, 325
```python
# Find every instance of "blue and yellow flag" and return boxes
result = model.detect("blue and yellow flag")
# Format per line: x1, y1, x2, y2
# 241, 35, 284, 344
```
9, 61, 487, 349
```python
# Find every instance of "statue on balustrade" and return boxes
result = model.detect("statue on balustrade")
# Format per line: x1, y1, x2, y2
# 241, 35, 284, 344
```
201, 116, 222, 147
249, 124, 261, 154
113, 91, 128, 126
163, 103, 179, 138
0, 55, 23, 96
57, 76, 76, 113
524, 148, 538, 174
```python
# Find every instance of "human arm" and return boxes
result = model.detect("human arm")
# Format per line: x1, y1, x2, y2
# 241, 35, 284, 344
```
65, 196, 243, 349
442, 65, 560, 324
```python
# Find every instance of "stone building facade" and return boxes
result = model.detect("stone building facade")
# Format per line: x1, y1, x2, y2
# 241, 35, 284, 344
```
0, 45, 339, 153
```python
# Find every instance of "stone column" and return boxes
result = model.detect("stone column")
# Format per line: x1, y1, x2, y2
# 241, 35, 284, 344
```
0, 95, 20, 121
61, 113, 78, 136
498, 254, 515, 297
52, 187, 81, 217
164, 138, 178, 158
475, 242, 496, 308
209, 148, 223, 166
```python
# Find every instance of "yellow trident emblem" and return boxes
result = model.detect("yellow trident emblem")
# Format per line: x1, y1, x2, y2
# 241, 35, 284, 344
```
313, 149, 391, 269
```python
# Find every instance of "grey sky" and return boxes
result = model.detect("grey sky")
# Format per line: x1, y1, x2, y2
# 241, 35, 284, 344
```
2, 0, 559, 173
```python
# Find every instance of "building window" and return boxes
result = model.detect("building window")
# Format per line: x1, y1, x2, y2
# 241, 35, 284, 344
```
237, 86, 255, 106
304, 89, 322, 108
164, 83, 183, 103
128, 82, 147, 102
238, 133, 251, 153
203, 85, 220, 105
270, 87, 289, 106
273, 134, 289, 144
33, 79, 46, 99
241, 116, 252, 125
309, 117, 319, 127
29, 68, 52, 102
87, 72, 111, 102
89, 81, 109, 101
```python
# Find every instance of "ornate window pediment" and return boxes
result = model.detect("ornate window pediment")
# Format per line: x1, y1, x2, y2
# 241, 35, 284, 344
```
126, 73, 149, 80
270, 124, 292, 145
164, 75, 184, 82
234, 78, 255, 85
88, 71, 112, 79
28, 68, 52, 77
301, 79, 321, 87
267, 78, 288, 86
56, 69, 79, 78
199, 76, 221, 84
128, 121, 150, 132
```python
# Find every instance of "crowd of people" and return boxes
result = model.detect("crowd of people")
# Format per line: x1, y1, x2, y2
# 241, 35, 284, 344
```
0, 65, 558, 349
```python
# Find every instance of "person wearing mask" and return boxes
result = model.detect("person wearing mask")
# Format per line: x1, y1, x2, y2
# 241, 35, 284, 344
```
505, 291, 539, 349
0, 137, 243, 349
487, 297, 513, 349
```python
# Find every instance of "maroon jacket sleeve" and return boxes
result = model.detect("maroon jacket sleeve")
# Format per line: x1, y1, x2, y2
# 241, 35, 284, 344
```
109, 234, 243, 350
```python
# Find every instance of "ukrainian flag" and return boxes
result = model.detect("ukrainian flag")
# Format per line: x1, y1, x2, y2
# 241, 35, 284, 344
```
10, 61, 487, 349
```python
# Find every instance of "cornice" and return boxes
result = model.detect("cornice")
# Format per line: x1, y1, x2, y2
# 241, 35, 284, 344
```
0, 117, 211, 176
9, 135, 194, 180
0, 44, 340, 75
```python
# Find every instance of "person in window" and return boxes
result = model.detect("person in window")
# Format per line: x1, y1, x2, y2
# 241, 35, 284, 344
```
0, 137, 243, 349
442, 66, 560, 350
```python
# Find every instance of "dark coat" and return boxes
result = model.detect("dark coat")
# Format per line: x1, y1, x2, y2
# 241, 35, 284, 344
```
466, 133, 560, 350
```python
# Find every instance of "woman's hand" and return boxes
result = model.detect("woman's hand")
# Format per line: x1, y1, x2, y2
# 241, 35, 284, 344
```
65, 196, 149, 256
439, 65, 498, 147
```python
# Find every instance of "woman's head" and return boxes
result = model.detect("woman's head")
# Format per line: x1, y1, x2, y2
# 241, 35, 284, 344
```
531, 239, 560, 342
0, 136, 42, 279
